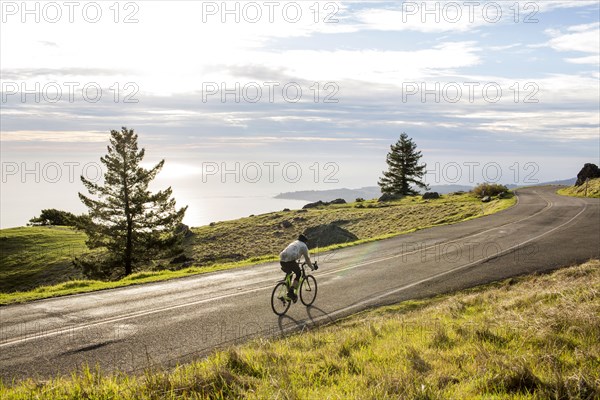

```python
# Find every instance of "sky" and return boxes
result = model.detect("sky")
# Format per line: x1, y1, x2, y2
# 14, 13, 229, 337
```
1, 0, 599, 228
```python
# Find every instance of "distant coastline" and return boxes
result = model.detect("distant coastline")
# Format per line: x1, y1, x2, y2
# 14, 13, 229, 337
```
274, 179, 576, 202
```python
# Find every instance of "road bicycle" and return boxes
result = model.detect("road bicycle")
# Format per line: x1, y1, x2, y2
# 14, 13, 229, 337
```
271, 261, 318, 316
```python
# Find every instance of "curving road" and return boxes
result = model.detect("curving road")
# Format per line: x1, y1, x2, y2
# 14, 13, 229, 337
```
1, 186, 598, 382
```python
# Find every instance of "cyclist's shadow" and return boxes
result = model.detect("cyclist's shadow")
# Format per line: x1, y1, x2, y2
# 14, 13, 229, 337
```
305, 305, 335, 326
276, 305, 335, 335
276, 314, 302, 335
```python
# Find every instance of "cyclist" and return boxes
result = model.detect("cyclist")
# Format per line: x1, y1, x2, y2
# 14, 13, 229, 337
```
279, 234, 317, 302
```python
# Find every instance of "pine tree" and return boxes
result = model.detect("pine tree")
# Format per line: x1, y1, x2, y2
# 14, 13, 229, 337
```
378, 133, 428, 196
78, 127, 187, 277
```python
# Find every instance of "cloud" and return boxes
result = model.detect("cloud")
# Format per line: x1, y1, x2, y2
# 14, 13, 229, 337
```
1, 130, 109, 143
455, 110, 599, 140
546, 22, 600, 65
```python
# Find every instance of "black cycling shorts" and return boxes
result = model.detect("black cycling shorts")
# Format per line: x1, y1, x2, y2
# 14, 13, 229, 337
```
280, 260, 301, 281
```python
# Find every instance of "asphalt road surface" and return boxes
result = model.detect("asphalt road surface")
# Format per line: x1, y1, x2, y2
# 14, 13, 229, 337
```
1, 186, 598, 382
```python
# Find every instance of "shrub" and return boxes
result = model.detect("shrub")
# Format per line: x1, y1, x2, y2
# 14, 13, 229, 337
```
28, 209, 78, 226
472, 183, 508, 198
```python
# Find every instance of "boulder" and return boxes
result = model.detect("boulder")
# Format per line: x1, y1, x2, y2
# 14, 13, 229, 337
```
481, 196, 491, 203
329, 198, 347, 205
378, 193, 403, 202
303, 200, 326, 209
575, 163, 600, 186
303, 224, 358, 249
279, 220, 293, 229
302, 199, 346, 208
175, 223, 194, 238
422, 192, 440, 200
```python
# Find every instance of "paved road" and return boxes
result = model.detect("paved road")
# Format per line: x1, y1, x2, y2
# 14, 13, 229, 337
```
1, 187, 598, 382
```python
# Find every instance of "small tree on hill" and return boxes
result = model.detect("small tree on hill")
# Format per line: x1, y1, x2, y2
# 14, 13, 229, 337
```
77, 127, 187, 277
28, 209, 77, 226
378, 133, 428, 196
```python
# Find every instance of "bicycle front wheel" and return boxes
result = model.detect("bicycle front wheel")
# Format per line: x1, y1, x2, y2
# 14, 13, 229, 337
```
300, 275, 318, 306
271, 282, 291, 315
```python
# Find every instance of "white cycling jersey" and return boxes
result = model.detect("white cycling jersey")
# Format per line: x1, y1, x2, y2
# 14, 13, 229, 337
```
279, 240, 312, 268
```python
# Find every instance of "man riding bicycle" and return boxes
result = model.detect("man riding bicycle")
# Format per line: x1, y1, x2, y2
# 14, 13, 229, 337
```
279, 234, 317, 302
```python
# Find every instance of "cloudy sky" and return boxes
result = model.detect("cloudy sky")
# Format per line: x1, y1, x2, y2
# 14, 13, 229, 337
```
1, 0, 599, 227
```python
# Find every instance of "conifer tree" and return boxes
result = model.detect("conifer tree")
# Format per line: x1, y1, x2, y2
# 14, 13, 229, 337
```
378, 133, 428, 196
78, 127, 187, 277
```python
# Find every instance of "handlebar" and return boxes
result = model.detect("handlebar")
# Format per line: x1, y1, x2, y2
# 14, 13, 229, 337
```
300, 261, 318, 271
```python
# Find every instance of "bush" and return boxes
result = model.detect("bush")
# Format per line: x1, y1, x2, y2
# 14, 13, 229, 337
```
472, 183, 509, 198
28, 209, 78, 226
355, 197, 365, 202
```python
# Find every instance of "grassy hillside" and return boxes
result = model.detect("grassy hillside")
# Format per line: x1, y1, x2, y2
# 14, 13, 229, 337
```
2, 259, 598, 399
557, 178, 600, 198
0, 226, 88, 292
186, 193, 512, 266
0, 194, 514, 304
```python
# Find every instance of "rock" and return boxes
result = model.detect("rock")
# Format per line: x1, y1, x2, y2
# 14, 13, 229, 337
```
303, 224, 358, 249
302, 199, 346, 209
175, 223, 194, 238
422, 192, 440, 200
378, 193, 403, 202
575, 163, 600, 186
303, 200, 327, 209
329, 198, 347, 205
280, 220, 293, 229
481, 196, 491, 203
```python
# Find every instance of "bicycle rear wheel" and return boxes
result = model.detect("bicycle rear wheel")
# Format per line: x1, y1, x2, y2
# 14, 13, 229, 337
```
271, 282, 291, 315
300, 275, 317, 306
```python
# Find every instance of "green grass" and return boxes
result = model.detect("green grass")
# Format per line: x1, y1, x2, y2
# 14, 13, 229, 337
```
0, 193, 516, 304
557, 178, 600, 198
0, 226, 88, 293
2, 259, 598, 399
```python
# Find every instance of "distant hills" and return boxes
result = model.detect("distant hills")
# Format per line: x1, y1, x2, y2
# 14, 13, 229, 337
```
274, 179, 576, 202
537, 178, 576, 186
274, 185, 473, 202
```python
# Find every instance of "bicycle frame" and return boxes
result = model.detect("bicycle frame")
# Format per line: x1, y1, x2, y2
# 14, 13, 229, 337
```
283, 262, 308, 294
